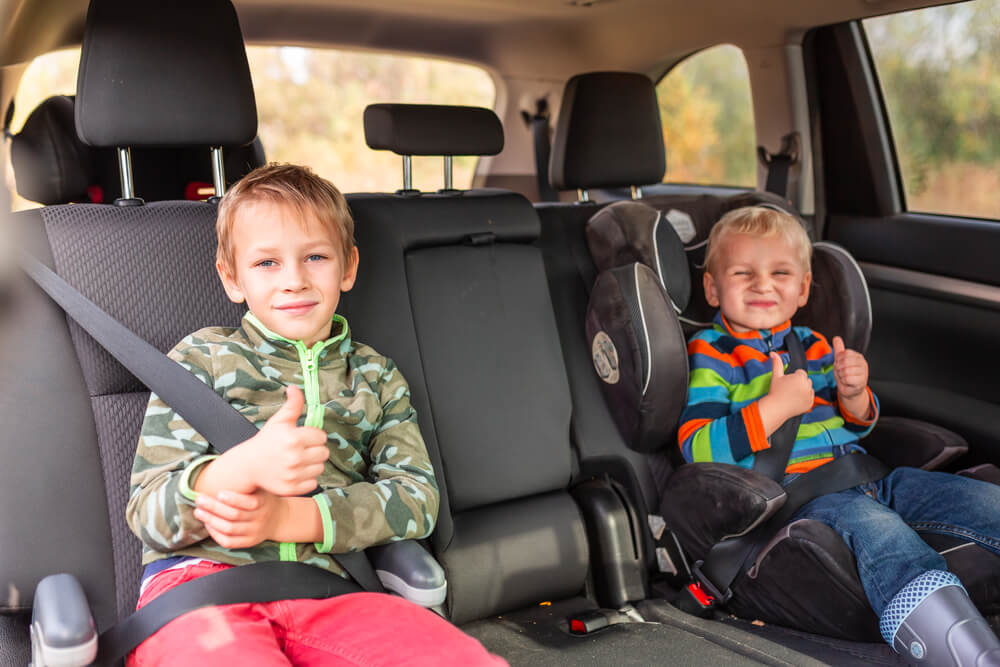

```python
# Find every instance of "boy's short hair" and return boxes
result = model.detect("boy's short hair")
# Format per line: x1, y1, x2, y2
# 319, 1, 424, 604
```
216, 163, 355, 271
704, 205, 811, 274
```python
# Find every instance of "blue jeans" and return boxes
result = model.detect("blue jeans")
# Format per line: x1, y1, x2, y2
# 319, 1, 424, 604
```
790, 466, 1000, 616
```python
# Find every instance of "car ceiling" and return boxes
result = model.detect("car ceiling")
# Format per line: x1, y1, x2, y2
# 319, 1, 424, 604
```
0, 0, 961, 79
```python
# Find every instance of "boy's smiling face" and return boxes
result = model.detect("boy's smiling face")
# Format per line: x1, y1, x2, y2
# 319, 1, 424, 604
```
217, 199, 358, 346
703, 232, 811, 333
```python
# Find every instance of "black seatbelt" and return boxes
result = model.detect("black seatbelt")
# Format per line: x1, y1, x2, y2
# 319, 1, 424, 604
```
95, 562, 360, 663
757, 132, 799, 199
21, 250, 388, 660
522, 99, 558, 202
681, 329, 889, 612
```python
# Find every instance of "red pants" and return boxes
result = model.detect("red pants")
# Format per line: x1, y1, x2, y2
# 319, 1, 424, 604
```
127, 561, 507, 666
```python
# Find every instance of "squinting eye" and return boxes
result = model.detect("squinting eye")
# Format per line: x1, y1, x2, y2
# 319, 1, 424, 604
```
255, 259, 276, 268
307, 254, 327, 262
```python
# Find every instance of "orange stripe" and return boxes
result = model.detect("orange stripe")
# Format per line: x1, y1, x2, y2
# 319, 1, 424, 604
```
731, 343, 769, 364
839, 387, 877, 425
744, 402, 769, 452
786, 457, 832, 474
678, 418, 712, 445
687, 339, 739, 367
806, 338, 829, 360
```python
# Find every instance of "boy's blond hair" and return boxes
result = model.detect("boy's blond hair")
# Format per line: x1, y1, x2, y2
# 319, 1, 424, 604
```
216, 163, 355, 271
704, 205, 811, 274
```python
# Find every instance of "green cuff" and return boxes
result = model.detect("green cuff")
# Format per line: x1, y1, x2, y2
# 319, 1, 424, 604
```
312, 494, 335, 553
179, 455, 220, 503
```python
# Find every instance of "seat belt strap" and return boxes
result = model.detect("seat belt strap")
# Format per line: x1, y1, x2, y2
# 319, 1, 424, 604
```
95, 562, 361, 664
752, 329, 806, 482
524, 99, 558, 202
757, 132, 800, 199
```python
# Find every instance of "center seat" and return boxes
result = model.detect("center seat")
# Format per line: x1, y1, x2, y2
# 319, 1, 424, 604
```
340, 103, 822, 666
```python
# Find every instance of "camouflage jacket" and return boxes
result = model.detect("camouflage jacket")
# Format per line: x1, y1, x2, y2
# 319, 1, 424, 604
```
126, 311, 439, 578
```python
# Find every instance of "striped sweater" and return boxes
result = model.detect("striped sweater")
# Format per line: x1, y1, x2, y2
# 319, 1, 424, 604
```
678, 313, 878, 474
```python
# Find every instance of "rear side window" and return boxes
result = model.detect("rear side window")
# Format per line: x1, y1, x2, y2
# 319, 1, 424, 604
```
655, 44, 756, 188
6, 46, 495, 209
865, 1, 1000, 219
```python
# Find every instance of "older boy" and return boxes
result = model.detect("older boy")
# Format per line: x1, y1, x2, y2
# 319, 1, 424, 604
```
126, 164, 505, 666
678, 206, 1000, 663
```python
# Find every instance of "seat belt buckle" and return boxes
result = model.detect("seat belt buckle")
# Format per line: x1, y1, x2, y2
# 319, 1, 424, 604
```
691, 560, 732, 605
567, 610, 611, 635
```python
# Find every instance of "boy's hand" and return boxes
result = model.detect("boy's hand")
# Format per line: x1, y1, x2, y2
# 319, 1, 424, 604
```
831, 336, 869, 399
245, 385, 329, 496
766, 351, 814, 420
194, 489, 285, 549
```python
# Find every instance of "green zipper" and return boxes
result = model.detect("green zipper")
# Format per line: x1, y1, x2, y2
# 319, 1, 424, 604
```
244, 313, 348, 561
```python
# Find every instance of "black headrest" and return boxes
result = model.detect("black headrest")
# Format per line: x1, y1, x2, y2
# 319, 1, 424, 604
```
364, 104, 504, 156
549, 72, 665, 191
10, 96, 92, 205
586, 201, 691, 312
75, 0, 257, 148
11, 96, 266, 205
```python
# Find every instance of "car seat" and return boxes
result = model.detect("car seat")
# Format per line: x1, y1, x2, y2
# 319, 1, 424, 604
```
8, 94, 265, 205
548, 70, 1000, 641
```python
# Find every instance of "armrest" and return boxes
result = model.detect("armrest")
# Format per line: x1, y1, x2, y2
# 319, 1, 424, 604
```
30, 573, 97, 667
367, 541, 446, 608
660, 462, 786, 562
863, 416, 968, 471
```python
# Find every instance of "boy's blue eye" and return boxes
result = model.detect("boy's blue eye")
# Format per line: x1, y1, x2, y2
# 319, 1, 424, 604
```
306, 254, 327, 262
255, 259, 276, 268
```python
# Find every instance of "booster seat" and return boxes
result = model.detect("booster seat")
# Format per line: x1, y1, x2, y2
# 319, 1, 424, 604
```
546, 70, 1000, 640
585, 197, 1000, 640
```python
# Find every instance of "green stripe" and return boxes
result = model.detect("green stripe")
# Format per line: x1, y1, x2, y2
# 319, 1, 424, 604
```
689, 367, 731, 390
312, 495, 335, 553
279, 542, 297, 561
730, 372, 773, 403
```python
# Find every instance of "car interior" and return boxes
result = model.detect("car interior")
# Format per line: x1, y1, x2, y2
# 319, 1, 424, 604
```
2, 0, 1000, 665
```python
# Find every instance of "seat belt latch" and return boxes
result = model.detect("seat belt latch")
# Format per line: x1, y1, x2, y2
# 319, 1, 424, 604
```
691, 560, 732, 605
568, 610, 611, 635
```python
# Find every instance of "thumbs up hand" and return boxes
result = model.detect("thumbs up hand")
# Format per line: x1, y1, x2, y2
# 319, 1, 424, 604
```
766, 351, 815, 420
831, 336, 869, 400
246, 385, 330, 496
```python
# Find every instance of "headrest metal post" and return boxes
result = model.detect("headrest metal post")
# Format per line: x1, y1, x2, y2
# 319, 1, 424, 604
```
118, 147, 135, 199
577, 188, 590, 203
631, 186, 643, 200
211, 146, 226, 198
402, 155, 413, 191
443, 155, 453, 190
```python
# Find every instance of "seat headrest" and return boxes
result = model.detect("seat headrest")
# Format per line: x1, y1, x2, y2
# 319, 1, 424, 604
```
364, 104, 504, 156
10, 96, 92, 205
549, 72, 665, 191
75, 0, 257, 148
11, 96, 266, 205
586, 201, 691, 312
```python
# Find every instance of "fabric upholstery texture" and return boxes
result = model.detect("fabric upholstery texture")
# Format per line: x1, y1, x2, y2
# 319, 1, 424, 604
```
42, 202, 245, 395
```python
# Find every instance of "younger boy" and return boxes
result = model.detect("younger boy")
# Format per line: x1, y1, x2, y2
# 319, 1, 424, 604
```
126, 163, 505, 666
678, 205, 1000, 663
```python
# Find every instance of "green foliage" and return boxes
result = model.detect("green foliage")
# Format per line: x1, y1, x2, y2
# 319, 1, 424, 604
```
866, 0, 1000, 217
655, 45, 756, 187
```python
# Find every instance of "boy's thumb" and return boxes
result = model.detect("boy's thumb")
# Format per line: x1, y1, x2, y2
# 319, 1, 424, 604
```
832, 336, 846, 356
274, 385, 305, 424
770, 352, 784, 378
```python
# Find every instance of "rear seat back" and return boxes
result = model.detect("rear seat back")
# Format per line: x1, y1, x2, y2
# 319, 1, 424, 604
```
1, 0, 256, 642
10, 94, 264, 205
343, 104, 589, 623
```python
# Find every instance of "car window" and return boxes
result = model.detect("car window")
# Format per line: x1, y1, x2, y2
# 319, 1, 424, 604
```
865, 0, 1000, 219
655, 44, 756, 188
6, 46, 495, 209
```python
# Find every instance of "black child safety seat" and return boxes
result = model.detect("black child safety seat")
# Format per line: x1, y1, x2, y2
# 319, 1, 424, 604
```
7, 94, 266, 207
547, 71, 1000, 641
